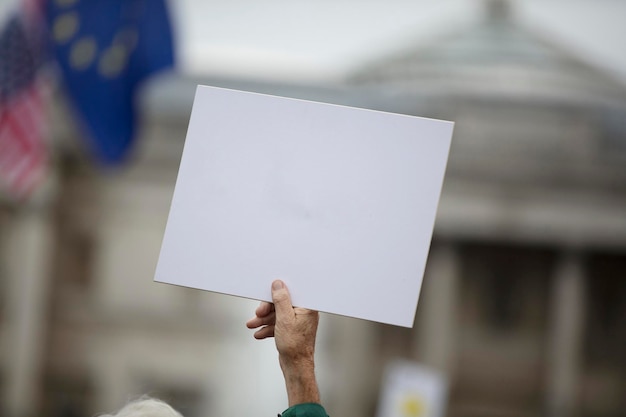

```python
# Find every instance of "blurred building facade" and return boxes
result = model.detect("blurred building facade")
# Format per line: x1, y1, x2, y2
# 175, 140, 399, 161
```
1, 3, 625, 417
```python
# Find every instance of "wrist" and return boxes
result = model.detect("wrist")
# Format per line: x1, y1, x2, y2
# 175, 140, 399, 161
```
279, 354, 315, 372
279, 356, 320, 406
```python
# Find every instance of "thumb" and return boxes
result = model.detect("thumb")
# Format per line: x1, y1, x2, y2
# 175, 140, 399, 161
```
271, 280, 294, 319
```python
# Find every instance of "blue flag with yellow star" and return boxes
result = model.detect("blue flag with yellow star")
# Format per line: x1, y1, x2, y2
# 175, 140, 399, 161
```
45, 0, 174, 164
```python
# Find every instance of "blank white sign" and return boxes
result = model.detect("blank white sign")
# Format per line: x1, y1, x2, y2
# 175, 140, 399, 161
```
155, 85, 453, 327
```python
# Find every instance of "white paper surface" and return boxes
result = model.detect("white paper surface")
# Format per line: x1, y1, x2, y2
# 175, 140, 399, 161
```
376, 361, 447, 417
154, 85, 453, 327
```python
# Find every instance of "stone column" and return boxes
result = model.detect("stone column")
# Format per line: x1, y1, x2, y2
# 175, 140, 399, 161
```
414, 243, 460, 377
2, 209, 53, 417
325, 315, 379, 417
545, 252, 585, 417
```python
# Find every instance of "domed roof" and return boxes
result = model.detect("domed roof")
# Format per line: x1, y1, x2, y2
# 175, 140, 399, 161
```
348, 0, 626, 107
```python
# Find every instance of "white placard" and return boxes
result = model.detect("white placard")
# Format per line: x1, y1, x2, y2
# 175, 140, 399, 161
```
154, 85, 453, 327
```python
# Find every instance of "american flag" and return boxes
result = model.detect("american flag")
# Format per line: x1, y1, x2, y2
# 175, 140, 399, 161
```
0, 7, 47, 200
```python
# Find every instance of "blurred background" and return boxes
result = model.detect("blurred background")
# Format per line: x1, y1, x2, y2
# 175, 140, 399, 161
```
1, 0, 625, 416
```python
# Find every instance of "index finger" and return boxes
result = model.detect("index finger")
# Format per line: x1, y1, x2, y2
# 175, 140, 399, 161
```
255, 301, 274, 318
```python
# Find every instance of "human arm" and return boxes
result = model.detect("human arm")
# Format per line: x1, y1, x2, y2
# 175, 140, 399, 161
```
246, 280, 327, 415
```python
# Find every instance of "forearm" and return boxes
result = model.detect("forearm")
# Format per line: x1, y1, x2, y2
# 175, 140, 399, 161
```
280, 356, 321, 407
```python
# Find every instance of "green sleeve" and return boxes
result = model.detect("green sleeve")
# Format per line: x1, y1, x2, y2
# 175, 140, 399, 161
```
280, 403, 329, 417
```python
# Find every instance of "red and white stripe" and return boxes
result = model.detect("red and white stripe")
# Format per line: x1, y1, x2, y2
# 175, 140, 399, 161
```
0, 82, 47, 199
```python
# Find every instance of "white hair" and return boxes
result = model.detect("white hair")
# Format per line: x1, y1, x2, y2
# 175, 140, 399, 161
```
99, 397, 183, 417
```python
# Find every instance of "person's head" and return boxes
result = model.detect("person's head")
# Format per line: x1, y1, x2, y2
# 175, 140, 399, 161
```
99, 397, 183, 417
